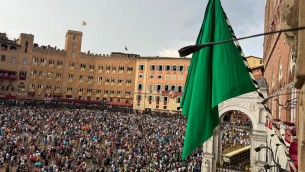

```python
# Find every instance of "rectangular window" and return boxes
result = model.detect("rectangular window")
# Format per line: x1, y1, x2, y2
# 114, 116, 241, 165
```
148, 84, 154, 92
40, 58, 46, 64
125, 91, 131, 96
81, 64, 86, 69
178, 75, 183, 80
137, 95, 142, 100
176, 98, 181, 103
165, 75, 170, 80
163, 97, 168, 102
164, 85, 169, 91
172, 75, 176, 80
112, 66, 116, 71
79, 75, 84, 80
172, 65, 177, 71
166, 65, 170, 71
68, 74, 74, 79
138, 84, 142, 90
126, 78, 132, 84
178, 86, 183, 92
105, 77, 110, 82
139, 65, 144, 70
97, 90, 101, 94
20, 71, 27, 77
72, 51, 75, 57
104, 90, 109, 94
119, 66, 125, 71
158, 65, 163, 71
118, 78, 123, 83
46, 86, 52, 90
30, 83, 35, 88
171, 85, 176, 91
127, 67, 133, 71
89, 64, 94, 69
157, 85, 162, 91
148, 96, 153, 101
163, 106, 167, 109
11, 57, 16, 63
57, 61, 63, 66
88, 76, 94, 81
98, 66, 103, 70
32, 57, 38, 63
179, 66, 184, 71
23, 59, 27, 64
260, 60, 262, 64
106, 66, 111, 70
98, 77, 103, 82
38, 84, 43, 89
56, 73, 61, 78
150, 65, 156, 71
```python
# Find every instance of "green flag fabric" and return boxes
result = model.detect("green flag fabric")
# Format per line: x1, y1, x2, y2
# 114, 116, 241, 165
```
180, 0, 256, 160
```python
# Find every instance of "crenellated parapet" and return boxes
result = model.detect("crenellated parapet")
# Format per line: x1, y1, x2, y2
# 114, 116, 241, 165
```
32, 44, 66, 56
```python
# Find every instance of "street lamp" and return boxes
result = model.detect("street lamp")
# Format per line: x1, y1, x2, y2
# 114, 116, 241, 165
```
255, 146, 289, 172
267, 134, 276, 165
261, 92, 299, 105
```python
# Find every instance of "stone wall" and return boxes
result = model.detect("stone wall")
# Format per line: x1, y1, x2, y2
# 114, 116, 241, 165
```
295, 0, 305, 170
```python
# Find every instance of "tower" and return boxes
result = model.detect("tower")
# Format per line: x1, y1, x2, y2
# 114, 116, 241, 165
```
64, 30, 83, 58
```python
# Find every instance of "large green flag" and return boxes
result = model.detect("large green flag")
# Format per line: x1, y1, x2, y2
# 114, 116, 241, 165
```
180, 0, 256, 160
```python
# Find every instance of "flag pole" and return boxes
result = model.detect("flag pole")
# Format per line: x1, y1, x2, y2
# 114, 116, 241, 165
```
178, 26, 305, 57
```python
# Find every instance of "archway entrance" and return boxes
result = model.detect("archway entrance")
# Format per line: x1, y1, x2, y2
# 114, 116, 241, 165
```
218, 110, 252, 171
201, 92, 268, 172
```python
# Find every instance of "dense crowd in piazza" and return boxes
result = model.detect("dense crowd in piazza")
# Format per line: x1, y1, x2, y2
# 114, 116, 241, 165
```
0, 99, 202, 172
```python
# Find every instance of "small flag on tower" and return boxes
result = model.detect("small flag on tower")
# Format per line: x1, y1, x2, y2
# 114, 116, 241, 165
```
82, 21, 86, 27
125, 46, 128, 51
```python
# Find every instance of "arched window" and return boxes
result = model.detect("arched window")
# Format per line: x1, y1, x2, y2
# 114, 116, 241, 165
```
25, 41, 28, 53
10, 46, 17, 51
1, 44, 8, 51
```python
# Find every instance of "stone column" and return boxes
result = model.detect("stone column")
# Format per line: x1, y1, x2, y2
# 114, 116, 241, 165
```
201, 135, 216, 172
251, 130, 267, 171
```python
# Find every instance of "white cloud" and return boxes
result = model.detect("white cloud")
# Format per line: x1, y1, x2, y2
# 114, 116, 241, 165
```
158, 49, 180, 57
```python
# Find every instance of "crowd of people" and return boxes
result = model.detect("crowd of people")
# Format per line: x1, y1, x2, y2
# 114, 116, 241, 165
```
221, 118, 251, 153
0, 102, 202, 172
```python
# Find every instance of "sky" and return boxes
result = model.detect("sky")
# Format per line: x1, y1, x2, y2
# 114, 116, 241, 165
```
0, 0, 266, 58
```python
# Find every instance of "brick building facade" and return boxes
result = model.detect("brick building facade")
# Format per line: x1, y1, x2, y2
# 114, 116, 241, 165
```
0, 30, 138, 105
263, 0, 300, 170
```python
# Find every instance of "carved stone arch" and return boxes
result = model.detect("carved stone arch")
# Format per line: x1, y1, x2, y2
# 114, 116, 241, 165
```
219, 104, 258, 130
